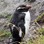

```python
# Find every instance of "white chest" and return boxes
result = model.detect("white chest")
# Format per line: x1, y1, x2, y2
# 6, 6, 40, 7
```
24, 11, 31, 34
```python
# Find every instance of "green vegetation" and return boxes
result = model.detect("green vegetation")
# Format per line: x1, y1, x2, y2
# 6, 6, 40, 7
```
38, 28, 44, 35
34, 13, 44, 22
27, 35, 44, 44
25, 28, 44, 44
0, 30, 11, 41
6, 15, 12, 21
0, 13, 12, 20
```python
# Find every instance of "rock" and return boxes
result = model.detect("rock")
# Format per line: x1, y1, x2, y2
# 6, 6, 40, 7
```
0, 18, 7, 30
